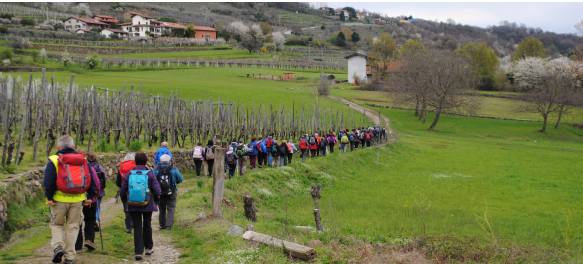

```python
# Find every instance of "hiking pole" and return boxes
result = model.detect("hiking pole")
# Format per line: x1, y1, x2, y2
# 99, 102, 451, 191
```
98, 202, 104, 250
48, 206, 55, 222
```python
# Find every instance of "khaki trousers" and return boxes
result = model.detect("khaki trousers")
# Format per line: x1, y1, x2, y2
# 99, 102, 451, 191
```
50, 201, 83, 261
238, 156, 248, 175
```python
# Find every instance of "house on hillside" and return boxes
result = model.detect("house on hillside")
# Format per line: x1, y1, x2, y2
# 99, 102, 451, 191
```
193, 26, 217, 39
356, 13, 365, 20
64, 17, 109, 33
100, 28, 129, 40
345, 52, 371, 84
92, 15, 118, 25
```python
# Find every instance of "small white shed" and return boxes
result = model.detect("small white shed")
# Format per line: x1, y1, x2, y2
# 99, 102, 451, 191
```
344, 53, 370, 84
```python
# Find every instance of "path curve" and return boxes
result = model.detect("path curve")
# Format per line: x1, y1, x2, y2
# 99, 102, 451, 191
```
328, 95, 396, 142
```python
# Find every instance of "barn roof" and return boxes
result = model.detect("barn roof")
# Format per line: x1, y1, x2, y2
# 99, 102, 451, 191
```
344, 53, 371, 59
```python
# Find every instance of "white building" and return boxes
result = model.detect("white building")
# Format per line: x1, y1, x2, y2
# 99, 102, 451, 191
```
344, 53, 370, 84
100, 28, 130, 40
63, 17, 108, 33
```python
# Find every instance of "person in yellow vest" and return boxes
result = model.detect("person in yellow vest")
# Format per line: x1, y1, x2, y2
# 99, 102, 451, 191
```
44, 135, 98, 264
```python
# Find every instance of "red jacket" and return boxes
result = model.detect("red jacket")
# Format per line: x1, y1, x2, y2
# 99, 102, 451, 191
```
309, 136, 320, 150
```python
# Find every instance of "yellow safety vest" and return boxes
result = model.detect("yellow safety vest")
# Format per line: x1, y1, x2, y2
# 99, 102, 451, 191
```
48, 155, 87, 203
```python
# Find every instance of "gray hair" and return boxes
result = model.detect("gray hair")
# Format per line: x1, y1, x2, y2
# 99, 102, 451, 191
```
229, 147, 234, 151
160, 154, 171, 163
57, 135, 74, 149
123, 153, 135, 162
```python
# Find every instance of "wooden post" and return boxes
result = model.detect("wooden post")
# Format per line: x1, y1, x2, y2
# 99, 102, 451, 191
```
311, 183, 322, 231
212, 147, 226, 219
243, 194, 258, 222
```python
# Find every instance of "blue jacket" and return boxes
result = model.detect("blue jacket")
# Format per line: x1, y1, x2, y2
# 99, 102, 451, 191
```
259, 140, 267, 153
43, 148, 98, 202
247, 141, 258, 156
230, 142, 238, 151
121, 165, 160, 212
154, 146, 173, 165
153, 163, 184, 192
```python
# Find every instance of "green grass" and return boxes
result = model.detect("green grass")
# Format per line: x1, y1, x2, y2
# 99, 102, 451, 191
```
331, 87, 583, 123
105, 49, 276, 60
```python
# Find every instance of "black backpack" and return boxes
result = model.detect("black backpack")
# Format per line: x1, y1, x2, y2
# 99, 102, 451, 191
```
226, 152, 236, 165
279, 144, 288, 155
91, 162, 106, 190
319, 138, 328, 148
157, 165, 173, 195
309, 137, 316, 145
236, 145, 245, 157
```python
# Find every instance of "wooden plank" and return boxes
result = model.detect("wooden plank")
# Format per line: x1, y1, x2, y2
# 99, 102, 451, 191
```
241, 231, 317, 260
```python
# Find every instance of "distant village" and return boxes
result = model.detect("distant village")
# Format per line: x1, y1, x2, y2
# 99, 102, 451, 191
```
63, 11, 217, 40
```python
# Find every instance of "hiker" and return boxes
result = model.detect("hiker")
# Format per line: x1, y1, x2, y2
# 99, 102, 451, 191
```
44, 135, 98, 264
360, 128, 367, 148
257, 137, 266, 168
204, 140, 215, 177
116, 153, 136, 234
154, 142, 173, 166
266, 135, 274, 166
153, 154, 183, 230
318, 133, 328, 157
308, 134, 318, 158
314, 133, 322, 156
225, 147, 239, 178
121, 152, 161, 261
383, 127, 388, 140
340, 131, 349, 153
299, 134, 309, 162
247, 137, 259, 170
287, 140, 297, 164
350, 131, 357, 151
236, 140, 248, 175
327, 132, 337, 153
271, 139, 280, 167
75, 151, 101, 253
366, 129, 372, 148
86, 152, 107, 232
279, 140, 289, 167
191, 142, 205, 178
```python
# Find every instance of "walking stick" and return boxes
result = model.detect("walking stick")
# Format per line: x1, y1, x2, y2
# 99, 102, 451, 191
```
98, 202, 104, 250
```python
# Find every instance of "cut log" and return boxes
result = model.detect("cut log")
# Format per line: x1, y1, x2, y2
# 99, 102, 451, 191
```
293, 226, 313, 232
242, 231, 317, 260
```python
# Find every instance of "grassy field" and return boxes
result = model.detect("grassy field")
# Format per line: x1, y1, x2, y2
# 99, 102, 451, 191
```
103, 49, 277, 60
331, 86, 583, 124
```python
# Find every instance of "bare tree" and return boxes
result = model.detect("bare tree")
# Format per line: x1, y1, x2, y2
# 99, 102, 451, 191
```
389, 49, 480, 130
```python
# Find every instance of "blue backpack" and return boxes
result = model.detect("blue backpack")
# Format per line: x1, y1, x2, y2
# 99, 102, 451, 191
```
128, 170, 151, 206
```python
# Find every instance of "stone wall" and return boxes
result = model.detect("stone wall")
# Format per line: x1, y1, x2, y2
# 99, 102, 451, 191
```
0, 150, 198, 234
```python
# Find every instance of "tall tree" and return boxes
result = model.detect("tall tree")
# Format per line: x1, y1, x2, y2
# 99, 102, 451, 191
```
512, 37, 546, 61
339, 11, 345, 22
370, 33, 399, 76
335, 31, 346, 47
456, 42, 499, 90
351, 32, 360, 43
184, 24, 196, 38
399, 39, 427, 58
241, 24, 265, 53
389, 49, 481, 130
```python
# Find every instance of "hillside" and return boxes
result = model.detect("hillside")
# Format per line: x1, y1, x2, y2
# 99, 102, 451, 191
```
6, 2, 579, 59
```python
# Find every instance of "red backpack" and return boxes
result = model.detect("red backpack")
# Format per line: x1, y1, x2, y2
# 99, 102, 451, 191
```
300, 139, 307, 149
266, 139, 273, 148
56, 153, 92, 194
366, 133, 371, 140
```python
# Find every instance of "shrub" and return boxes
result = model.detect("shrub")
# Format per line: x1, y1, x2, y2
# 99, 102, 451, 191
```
0, 14, 13, 19
1, 164, 16, 174
317, 73, 330, 96
1, 49, 13, 60
0, 26, 9, 34
20, 18, 35, 26
2, 59, 10, 67
31, 50, 38, 62
129, 141, 143, 152
94, 140, 114, 152
62, 51, 72, 66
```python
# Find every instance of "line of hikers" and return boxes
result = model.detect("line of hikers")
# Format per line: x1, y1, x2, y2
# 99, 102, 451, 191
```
186, 125, 389, 178
44, 126, 386, 263
44, 136, 183, 263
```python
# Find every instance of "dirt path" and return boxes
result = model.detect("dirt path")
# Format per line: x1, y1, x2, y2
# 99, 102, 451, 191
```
17, 192, 183, 264
328, 95, 396, 142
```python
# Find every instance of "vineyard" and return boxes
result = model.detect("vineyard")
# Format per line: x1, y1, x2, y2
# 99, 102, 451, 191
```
0, 70, 362, 169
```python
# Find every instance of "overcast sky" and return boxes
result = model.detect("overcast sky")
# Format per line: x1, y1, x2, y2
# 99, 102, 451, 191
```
326, 2, 582, 34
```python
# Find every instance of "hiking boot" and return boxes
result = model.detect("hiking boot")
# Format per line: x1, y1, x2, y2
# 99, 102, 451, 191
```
64, 260, 74, 264
165, 226, 172, 230
84, 240, 96, 251
125, 228, 132, 234
135, 255, 143, 261
76, 249, 82, 254
52, 245, 64, 263
258, 164, 262, 168
145, 248, 154, 255
94, 221, 100, 231
159, 226, 166, 230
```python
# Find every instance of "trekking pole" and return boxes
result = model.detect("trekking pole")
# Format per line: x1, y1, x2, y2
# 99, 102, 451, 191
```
98, 202, 104, 250
48, 206, 55, 222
